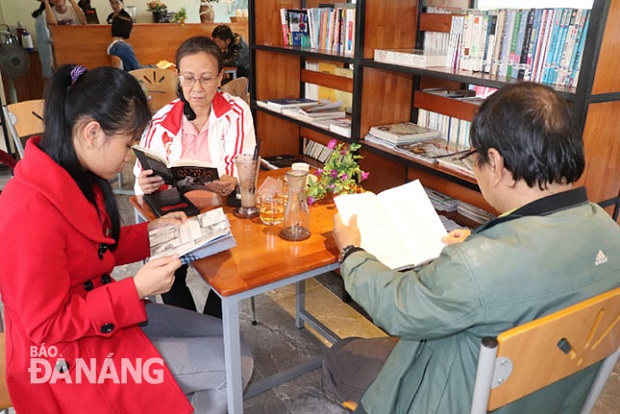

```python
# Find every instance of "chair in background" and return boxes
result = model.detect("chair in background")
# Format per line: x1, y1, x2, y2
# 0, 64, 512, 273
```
4, 99, 45, 159
0, 310, 12, 413
129, 67, 177, 95
220, 76, 249, 105
470, 287, 620, 414
110, 55, 123, 70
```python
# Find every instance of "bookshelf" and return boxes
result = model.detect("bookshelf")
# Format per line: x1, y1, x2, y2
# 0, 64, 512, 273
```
249, 0, 620, 221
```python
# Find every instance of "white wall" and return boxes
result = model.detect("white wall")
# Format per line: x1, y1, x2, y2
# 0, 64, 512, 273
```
0, 0, 248, 48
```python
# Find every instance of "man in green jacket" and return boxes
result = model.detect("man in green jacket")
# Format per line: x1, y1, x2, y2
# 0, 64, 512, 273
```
324, 82, 620, 414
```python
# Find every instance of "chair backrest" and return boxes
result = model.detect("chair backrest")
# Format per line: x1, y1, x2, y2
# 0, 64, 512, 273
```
220, 77, 249, 105
470, 287, 620, 414
110, 55, 123, 70
5, 99, 45, 159
128, 68, 178, 94
0, 308, 11, 410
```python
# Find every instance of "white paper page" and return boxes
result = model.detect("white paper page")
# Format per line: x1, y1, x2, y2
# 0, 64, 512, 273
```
335, 192, 410, 269
376, 180, 447, 267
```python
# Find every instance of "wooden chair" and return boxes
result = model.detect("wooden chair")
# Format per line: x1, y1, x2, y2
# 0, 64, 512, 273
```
128, 68, 178, 95
110, 55, 123, 70
0, 310, 12, 412
220, 77, 249, 105
470, 287, 620, 414
5, 99, 45, 159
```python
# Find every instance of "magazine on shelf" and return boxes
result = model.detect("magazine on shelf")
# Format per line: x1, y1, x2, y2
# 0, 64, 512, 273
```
334, 180, 447, 270
437, 153, 476, 178
394, 138, 470, 164
149, 207, 236, 265
369, 122, 441, 144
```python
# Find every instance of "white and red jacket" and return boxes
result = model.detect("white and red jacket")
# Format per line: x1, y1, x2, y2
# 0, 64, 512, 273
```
133, 91, 256, 195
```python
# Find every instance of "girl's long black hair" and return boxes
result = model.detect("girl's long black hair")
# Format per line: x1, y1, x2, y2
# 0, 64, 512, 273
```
40, 65, 151, 247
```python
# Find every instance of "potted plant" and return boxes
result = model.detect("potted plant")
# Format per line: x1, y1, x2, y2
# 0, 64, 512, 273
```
146, 0, 168, 23
171, 7, 187, 24
306, 139, 369, 204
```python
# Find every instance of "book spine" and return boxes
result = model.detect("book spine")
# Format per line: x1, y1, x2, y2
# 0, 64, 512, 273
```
542, 9, 563, 84
558, 8, 580, 86
482, 13, 497, 74
498, 9, 516, 77
570, 10, 590, 87
530, 9, 549, 82
507, 9, 523, 79
550, 8, 572, 85
517, 9, 535, 79
280, 8, 290, 46
490, 9, 506, 76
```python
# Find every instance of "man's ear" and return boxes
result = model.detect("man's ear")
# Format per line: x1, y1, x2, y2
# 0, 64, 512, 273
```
486, 148, 507, 186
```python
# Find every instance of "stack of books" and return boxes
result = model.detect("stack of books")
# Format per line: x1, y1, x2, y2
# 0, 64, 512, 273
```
258, 98, 318, 113
374, 48, 447, 68
365, 122, 441, 148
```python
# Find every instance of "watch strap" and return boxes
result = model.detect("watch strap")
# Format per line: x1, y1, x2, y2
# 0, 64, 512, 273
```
340, 245, 364, 262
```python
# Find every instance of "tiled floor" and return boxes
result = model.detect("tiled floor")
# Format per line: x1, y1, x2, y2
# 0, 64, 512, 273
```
0, 163, 618, 413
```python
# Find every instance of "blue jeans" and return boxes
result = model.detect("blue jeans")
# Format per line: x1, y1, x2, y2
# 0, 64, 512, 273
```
108, 40, 143, 71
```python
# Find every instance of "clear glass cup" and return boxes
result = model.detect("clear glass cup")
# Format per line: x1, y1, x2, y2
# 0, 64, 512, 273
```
233, 154, 260, 219
259, 191, 285, 225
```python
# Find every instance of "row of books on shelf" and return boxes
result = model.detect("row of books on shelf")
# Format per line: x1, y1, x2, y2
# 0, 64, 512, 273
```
302, 137, 334, 164
280, 4, 356, 54
445, 8, 590, 87
417, 108, 472, 149
257, 98, 351, 137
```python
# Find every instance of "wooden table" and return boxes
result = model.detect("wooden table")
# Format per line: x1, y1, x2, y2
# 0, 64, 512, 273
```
131, 168, 340, 414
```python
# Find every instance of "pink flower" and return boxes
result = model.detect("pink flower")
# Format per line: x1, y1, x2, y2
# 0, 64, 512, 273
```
330, 169, 338, 178
307, 196, 315, 205
327, 139, 338, 149
361, 171, 370, 181
314, 169, 322, 176
340, 173, 348, 180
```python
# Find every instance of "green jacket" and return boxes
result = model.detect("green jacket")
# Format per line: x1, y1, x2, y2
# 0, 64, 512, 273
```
342, 188, 620, 413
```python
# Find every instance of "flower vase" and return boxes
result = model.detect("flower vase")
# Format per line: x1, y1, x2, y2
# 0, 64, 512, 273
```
152, 10, 166, 23
199, 3, 215, 23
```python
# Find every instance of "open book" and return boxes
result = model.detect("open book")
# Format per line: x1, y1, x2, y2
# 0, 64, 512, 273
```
149, 207, 236, 265
132, 146, 219, 194
334, 180, 447, 270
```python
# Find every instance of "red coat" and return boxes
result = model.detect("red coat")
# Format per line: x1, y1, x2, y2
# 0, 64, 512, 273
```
0, 138, 193, 413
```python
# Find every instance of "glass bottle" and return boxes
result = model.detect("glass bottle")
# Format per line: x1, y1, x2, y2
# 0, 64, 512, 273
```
279, 170, 311, 241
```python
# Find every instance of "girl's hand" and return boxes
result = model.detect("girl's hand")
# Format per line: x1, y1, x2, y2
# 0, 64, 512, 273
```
138, 169, 165, 194
148, 212, 187, 231
133, 255, 182, 299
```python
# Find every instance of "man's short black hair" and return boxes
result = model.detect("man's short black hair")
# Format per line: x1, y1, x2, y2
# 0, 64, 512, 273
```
470, 82, 585, 189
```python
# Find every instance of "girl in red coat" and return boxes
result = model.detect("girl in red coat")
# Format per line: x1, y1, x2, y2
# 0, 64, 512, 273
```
0, 65, 253, 413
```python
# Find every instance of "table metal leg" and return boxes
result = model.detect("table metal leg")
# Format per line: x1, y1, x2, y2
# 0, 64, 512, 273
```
295, 280, 306, 329
222, 296, 244, 414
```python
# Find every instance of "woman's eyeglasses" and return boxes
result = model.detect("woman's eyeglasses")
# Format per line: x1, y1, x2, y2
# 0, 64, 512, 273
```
178, 75, 218, 87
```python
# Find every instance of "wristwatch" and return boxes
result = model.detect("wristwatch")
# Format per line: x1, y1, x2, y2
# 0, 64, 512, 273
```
339, 244, 363, 263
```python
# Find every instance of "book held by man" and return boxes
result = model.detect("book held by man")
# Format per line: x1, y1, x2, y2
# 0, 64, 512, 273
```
149, 207, 236, 265
132, 146, 219, 194
368, 122, 441, 144
334, 180, 448, 270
